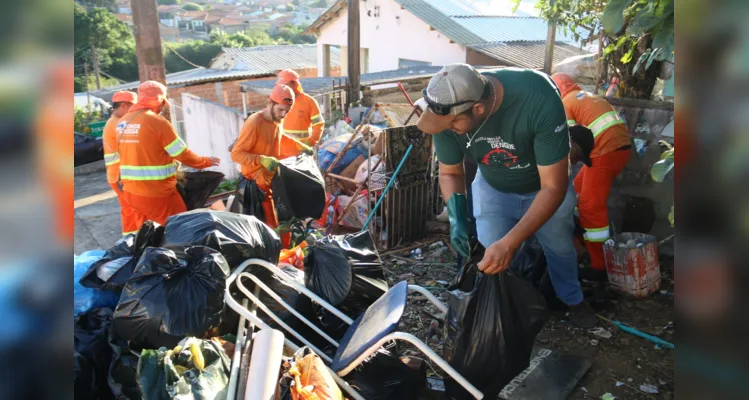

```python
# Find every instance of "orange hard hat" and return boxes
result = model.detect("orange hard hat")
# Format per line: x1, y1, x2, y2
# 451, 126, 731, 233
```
269, 84, 294, 106
276, 69, 303, 92
550, 73, 580, 98
136, 80, 170, 109
112, 91, 137, 104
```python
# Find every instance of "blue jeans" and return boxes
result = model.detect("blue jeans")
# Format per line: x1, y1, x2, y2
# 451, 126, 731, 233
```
472, 170, 583, 305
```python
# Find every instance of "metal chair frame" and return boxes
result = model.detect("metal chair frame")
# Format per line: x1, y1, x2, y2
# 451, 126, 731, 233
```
225, 258, 484, 399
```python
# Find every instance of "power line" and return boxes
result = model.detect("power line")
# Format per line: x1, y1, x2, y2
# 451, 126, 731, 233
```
164, 44, 204, 69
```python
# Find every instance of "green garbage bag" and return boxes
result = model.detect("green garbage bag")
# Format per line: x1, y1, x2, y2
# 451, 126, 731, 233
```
137, 337, 231, 400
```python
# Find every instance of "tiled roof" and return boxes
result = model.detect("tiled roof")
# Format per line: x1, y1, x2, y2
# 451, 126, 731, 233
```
221, 45, 341, 73
470, 41, 591, 70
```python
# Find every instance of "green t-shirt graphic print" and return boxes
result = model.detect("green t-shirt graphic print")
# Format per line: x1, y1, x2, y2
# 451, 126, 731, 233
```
433, 68, 570, 194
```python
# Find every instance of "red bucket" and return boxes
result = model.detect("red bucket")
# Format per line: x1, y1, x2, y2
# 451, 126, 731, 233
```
603, 233, 661, 298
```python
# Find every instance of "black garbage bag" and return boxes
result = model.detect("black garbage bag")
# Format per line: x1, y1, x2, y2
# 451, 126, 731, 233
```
108, 326, 141, 400
74, 307, 114, 400
234, 176, 266, 222
137, 337, 231, 400
238, 264, 305, 327
510, 237, 565, 310
162, 209, 281, 267
304, 244, 352, 306
272, 154, 326, 222
113, 246, 230, 349
443, 245, 549, 399
79, 221, 164, 293
343, 349, 426, 400
177, 170, 225, 210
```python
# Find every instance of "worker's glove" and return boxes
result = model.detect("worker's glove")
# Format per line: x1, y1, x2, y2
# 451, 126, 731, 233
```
298, 143, 314, 155
259, 156, 279, 172
447, 193, 472, 259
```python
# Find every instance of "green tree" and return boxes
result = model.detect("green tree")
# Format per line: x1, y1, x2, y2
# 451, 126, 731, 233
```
311, 0, 328, 8
158, 0, 182, 5
292, 0, 301, 6
286, 4, 296, 11
75, 4, 139, 83
270, 24, 315, 44
513, 0, 674, 99
80, 0, 117, 12
181, 3, 204, 11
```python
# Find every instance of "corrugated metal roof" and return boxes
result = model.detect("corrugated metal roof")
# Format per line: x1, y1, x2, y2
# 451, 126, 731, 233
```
91, 68, 274, 101
307, 0, 579, 46
222, 45, 341, 73
240, 65, 499, 96
469, 41, 590, 70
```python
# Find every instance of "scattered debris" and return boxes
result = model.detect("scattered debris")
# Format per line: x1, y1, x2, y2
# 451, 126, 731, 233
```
601, 392, 616, 400
582, 387, 588, 393
628, 378, 633, 383
591, 339, 599, 346
616, 381, 624, 387
640, 384, 659, 394
436, 280, 448, 285
588, 327, 613, 339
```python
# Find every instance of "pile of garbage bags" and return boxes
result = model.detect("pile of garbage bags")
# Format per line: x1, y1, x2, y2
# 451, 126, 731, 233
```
74, 209, 281, 399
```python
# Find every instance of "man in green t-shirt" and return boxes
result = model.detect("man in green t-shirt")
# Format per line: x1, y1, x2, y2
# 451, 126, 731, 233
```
417, 64, 595, 328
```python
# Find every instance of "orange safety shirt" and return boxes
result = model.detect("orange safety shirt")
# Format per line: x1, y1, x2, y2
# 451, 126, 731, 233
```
562, 90, 631, 158
231, 112, 302, 187
102, 117, 121, 184
116, 110, 211, 197
281, 92, 324, 143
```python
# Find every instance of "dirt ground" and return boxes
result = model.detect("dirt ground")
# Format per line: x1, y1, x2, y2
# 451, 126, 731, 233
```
382, 237, 675, 400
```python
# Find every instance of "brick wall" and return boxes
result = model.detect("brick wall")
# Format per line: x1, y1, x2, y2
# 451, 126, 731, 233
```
168, 66, 341, 113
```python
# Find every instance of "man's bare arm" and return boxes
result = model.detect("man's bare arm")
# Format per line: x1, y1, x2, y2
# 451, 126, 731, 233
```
438, 161, 466, 202
503, 157, 569, 248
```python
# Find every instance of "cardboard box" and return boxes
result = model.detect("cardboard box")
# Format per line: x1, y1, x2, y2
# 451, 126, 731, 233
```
338, 155, 366, 192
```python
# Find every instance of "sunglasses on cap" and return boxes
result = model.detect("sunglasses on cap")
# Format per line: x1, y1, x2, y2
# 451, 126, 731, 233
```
421, 89, 478, 116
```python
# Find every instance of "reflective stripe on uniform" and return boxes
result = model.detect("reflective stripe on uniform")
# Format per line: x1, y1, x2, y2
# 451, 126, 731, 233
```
164, 138, 187, 157
587, 111, 624, 138
284, 129, 309, 139
123, 230, 138, 236
584, 226, 610, 242
120, 163, 177, 181
104, 152, 120, 166
310, 114, 323, 126
567, 119, 577, 126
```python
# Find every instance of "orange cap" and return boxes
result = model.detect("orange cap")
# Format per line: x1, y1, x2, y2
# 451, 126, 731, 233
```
136, 80, 170, 109
269, 84, 294, 106
276, 69, 303, 92
550, 73, 581, 98
112, 91, 137, 104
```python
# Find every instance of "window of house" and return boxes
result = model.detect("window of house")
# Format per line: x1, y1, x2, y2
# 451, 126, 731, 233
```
398, 58, 432, 69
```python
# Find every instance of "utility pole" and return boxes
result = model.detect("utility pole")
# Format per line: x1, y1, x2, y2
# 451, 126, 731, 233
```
131, 0, 167, 85
347, 0, 361, 103
91, 42, 102, 90
543, 22, 556, 74
84, 62, 92, 119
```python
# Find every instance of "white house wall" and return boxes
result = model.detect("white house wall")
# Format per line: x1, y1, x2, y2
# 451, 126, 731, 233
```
315, 0, 466, 76
182, 93, 242, 181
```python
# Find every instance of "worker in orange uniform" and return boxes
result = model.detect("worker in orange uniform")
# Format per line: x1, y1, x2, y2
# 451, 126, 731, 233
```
551, 73, 632, 281
231, 84, 313, 230
102, 91, 139, 235
117, 81, 220, 228
275, 69, 325, 145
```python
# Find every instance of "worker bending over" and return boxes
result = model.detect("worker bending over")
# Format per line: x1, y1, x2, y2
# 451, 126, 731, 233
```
275, 69, 325, 145
551, 73, 632, 281
417, 64, 595, 328
231, 84, 313, 229
102, 90, 139, 234
117, 81, 220, 227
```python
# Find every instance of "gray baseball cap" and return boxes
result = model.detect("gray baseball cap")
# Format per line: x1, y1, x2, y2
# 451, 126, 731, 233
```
417, 64, 486, 134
